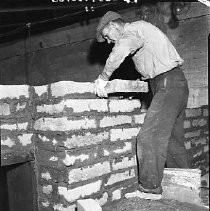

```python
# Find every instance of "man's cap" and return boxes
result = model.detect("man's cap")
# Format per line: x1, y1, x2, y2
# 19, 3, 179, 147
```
96, 11, 123, 42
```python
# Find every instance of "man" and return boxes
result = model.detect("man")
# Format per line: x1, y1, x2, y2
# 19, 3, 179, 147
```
94, 11, 189, 199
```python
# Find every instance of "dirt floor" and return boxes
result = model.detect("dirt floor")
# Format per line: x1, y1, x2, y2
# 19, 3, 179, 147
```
103, 188, 209, 211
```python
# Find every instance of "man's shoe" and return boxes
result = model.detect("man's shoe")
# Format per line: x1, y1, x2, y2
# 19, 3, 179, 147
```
137, 184, 163, 194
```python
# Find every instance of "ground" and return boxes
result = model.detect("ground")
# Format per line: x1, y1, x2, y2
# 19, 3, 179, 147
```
103, 188, 209, 211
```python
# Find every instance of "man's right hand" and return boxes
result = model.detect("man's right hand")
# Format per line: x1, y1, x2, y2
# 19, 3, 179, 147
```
94, 76, 108, 98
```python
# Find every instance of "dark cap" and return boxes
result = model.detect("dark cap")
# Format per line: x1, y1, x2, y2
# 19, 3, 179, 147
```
96, 11, 123, 42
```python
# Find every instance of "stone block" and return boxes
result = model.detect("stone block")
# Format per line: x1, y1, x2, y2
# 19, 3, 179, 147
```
162, 168, 201, 205
77, 199, 102, 211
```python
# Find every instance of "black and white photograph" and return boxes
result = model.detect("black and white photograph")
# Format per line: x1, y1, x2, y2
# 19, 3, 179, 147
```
0, 0, 209, 210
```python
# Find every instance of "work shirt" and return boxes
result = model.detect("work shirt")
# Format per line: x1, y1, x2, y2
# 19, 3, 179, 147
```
101, 20, 184, 80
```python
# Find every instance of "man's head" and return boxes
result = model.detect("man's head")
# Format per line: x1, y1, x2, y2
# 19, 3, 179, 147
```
96, 11, 125, 44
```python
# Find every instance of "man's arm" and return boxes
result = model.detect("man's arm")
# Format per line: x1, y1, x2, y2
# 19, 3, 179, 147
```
100, 33, 144, 80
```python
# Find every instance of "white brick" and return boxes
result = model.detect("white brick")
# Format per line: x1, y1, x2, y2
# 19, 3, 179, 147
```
100, 115, 132, 128
41, 172, 52, 180
53, 203, 76, 211
18, 133, 33, 146
42, 201, 50, 207
0, 103, 10, 115
185, 141, 191, 150
58, 180, 102, 202
192, 119, 207, 127
0, 122, 28, 130
64, 132, 109, 149
185, 130, 201, 138
187, 87, 208, 108
63, 152, 89, 166
112, 156, 136, 171
64, 99, 108, 113
184, 120, 191, 129
112, 189, 122, 201
1, 137, 15, 148
0, 85, 29, 99
106, 169, 135, 186
77, 199, 102, 211
204, 145, 209, 152
16, 102, 26, 111
51, 81, 94, 97
43, 185, 52, 194
37, 99, 107, 114
110, 127, 140, 142
133, 113, 146, 124
95, 192, 108, 206
194, 138, 206, 146
49, 156, 58, 161
113, 142, 132, 154
34, 85, 48, 97
34, 117, 96, 131
68, 161, 111, 184
109, 99, 140, 112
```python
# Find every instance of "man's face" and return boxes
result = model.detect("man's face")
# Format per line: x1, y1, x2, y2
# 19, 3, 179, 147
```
102, 22, 121, 44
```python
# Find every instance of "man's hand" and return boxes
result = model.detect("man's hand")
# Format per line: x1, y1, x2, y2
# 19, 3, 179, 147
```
94, 76, 108, 98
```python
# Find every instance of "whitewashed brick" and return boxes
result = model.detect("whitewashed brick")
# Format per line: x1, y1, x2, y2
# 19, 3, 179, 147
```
194, 138, 207, 146
112, 189, 122, 201
110, 127, 140, 142
0, 122, 28, 130
77, 199, 102, 211
18, 133, 33, 146
34, 117, 96, 131
187, 87, 208, 108
42, 201, 50, 207
100, 115, 132, 128
204, 145, 209, 152
184, 120, 191, 129
53, 203, 76, 211
49, 156, 58, 161
34, 85, 48, 97
203, 108, 208, 117
51, 81, 94, 97
1, 137, 15, 148
41, 172, 52, 180
96, 192, 108, 206
0, 103, 10, 115
58, 180, 102, 202
106, 169, 135, 186
185, 141, 191, 150
68, 161, 111, 184
16, 102, 27, 111
43, 185, 52, 194
185, 130, 201, 138
64, 132, 109, 149
65, 99, 108, 113
103, 149, 110, 156
37, 99, 108, 114
192, 119, 207, 127
109, 99, 140, 112
113, 142, 132, 154
185, 108, 202, 117
0, 85, 29, 99
133, 113, 146, 124
112, 156, 136, 171
63, 152, 89, 166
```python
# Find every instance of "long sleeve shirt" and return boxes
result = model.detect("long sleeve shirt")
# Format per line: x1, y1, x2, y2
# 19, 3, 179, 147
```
100, 20, 184, 80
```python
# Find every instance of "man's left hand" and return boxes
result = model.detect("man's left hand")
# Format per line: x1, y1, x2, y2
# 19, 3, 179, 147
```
94, 76, 108, 98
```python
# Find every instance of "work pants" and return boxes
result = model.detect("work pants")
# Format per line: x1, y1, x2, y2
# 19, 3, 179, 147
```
136, 66, 190, 190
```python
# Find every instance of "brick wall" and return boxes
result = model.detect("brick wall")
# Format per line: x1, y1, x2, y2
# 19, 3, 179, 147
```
0, 82, 145, 210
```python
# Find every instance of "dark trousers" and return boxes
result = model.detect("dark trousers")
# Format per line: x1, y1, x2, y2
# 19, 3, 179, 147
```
136, 67, 190, 189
